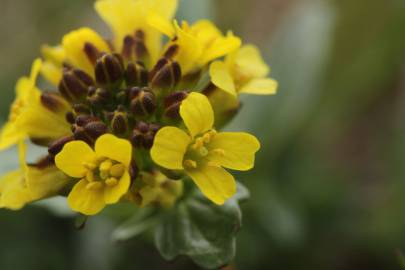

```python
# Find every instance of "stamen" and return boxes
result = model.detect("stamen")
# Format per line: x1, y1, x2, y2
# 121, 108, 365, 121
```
199, 146, 209, 156
192, 138, 204, 150
99, 160, 112, 172
86, 181, 103, 190
109, 164, 125, 178
85, 170, 95, 182
105, 177, 118, 187
83, 162, 97, 170
183, 159, 197, 169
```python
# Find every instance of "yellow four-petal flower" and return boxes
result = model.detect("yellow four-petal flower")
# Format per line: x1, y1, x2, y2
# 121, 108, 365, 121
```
55, 134, 133, 215
151, 92, 260, 205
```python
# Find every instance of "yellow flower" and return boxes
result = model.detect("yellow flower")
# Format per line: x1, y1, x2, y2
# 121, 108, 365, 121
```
151, 93, 260, 205
55, 134, 133, 215
0, 59, 71, 150
0, 142, 70, 210
209, 44, 278, 97
95, 0, 178, 64
149, 18, 241, 74
41, 28, 111, 85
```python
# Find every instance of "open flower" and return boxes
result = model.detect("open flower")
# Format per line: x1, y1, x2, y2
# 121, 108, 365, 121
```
55, 134, 132, 215
151, 93, 260, 204
0, 142, 69, 210
209, 44, 278, 97
149, 18, 241, 74
0, 59, 71, 150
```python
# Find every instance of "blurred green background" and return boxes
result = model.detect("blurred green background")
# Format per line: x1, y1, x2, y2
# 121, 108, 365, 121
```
1, 0, 405, 269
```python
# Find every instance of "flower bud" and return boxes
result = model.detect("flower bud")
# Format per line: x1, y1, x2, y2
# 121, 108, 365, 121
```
150, 58, 181, 91
59, 69, 94, 102
111, 110, 129, 135
87, 86, 110, 107
95, 53, 124, 86
83, 121, 108, 140
129, 87, 156, 117
73, 119, 108, 145
40, 92, 69, 113
125, 61, 148, 87
48, 136, 74, 157
72, 103, 91, 115
163, 91, 188, 119
131, 121, 160, 149
84, 42, 102, 65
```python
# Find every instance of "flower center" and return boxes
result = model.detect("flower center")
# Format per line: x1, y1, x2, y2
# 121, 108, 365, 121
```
183, 130, 225, 169
83, 157, 126, 190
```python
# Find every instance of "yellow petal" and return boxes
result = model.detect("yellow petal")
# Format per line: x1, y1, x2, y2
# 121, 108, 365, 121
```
62, 27, 110, 75
0, 122, 25, 151
147, 12, 175, 38
26, 165, 70, 200
209, 61, 236, 96
239, 78, 278, 95
95, 134, 132, 167
199, 31, 241, 66
208, 132, 260, 171
55, 141, 96, 178
95, 0, 178, 62
41, 45, 65, 85
180, 92, 214, 137
186, 165, 236, 205
0, 170, 32, 210
231, 45, 270, 78
67, 179, 106, 215
104, 171, 131, 204
168, 21, 203, 74
150, 127, 191, 170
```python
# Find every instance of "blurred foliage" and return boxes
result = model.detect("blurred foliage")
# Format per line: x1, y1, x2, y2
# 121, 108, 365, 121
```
0, 0, 405, 269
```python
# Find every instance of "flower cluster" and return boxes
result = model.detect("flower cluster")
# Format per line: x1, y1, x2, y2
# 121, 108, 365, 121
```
0, 0, 277, 215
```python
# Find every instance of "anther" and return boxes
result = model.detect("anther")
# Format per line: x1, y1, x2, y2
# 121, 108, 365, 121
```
86, 181, 103, 190
109, 164, 125, 178
99, 160, 113, 172
86, 170, 95, 182
183, 159, 197, 169
105, 177, 118, 187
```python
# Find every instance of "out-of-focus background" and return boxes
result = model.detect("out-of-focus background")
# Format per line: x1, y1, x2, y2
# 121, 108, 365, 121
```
0, 0, 405, 269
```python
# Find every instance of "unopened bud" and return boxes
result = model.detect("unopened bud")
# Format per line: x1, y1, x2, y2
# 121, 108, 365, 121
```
131, 122, 160, 149
150, 58, 181, 90
95, 53, 124, 86
59, 69, 94, 102
125, 61, 148, 87
72, 103, 91, 115
164, 91, 188, 119
84, 42, 102, 65
84, 121, 108, 140
48, 136, 74, 157
111, 110, 129, 135
87, 86, 110, 107
40, 92, 69, 113
129, 87, 156, 117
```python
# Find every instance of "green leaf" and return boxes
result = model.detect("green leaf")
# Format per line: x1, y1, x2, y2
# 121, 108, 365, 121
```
154, 181, 247, 269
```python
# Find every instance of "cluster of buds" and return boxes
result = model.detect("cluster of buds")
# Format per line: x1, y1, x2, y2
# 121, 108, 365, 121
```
50, 34, 188, 161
